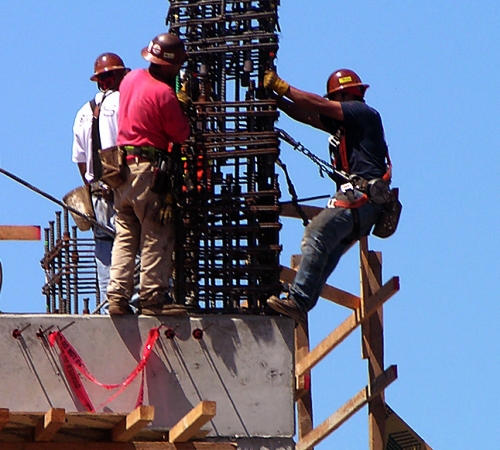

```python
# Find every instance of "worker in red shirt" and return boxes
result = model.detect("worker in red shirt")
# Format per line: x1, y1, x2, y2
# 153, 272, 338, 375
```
106, 33, 191, 315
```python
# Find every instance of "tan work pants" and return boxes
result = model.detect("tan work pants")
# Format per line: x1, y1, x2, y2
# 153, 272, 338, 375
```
107, 160, 174, 304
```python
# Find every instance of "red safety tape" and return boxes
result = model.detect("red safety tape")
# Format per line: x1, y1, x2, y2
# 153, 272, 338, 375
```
98, 326, 161, 409
48, 325, 163, 412
60, 347, 96, 412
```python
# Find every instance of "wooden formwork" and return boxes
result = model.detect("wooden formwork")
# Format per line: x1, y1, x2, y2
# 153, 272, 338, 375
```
0, 402, 225, 450
281, 236, 400, 450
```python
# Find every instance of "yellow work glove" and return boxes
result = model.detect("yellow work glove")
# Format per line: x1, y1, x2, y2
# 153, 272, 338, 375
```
176, 89, 192, 112
157, 193, 173, 225
263, 70, 290, 97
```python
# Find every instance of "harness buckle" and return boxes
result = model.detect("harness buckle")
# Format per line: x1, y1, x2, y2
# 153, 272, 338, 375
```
340, 182, 354, 193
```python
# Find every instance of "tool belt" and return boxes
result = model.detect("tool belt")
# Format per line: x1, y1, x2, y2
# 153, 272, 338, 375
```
326, 176, 402, 239
121, 146, 173, 195
122, 145, 166, 162
327, 175, 394, 207
326, 177, 372, 209
98, 146, 127, 189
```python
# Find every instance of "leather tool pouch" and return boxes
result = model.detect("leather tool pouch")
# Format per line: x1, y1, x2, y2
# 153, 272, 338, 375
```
150, 151, 172, 194
372, 188, 402, 238
98, 146, 126, 189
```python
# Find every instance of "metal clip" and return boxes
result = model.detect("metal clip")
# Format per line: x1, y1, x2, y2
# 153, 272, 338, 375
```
340, 182, 354, 193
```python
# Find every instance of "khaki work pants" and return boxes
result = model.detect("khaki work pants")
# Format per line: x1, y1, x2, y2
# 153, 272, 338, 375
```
106, 160, 174, 304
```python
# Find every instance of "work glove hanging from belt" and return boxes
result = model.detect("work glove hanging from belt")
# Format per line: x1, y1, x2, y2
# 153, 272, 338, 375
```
264, 70, 290, 97
157, 193, 174, 225
176, 89, 193, 113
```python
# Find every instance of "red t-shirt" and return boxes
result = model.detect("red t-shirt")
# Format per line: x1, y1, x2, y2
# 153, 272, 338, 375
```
117, 69, 190, 149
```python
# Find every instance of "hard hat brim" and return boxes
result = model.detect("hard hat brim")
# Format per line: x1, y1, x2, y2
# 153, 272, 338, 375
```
90, 66, 130, 82
141, 46, 187, 65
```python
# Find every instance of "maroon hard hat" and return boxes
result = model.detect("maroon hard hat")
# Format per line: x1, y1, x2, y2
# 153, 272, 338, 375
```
141, 33, 188, 65
326, 69, 369, 97
90, 53, 128, 81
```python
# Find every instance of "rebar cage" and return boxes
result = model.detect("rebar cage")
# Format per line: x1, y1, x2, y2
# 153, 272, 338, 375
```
168, 0, 283, 312
41, 210, 99, 314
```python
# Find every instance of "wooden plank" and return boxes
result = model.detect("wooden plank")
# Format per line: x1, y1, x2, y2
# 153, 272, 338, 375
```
111, 406, 154, 443
33, 408, 65, 442
295, 365, 397, 450
5, 411, 125, 429
0, 408, 9, 432
279, 203, 323, 220
296, 276, 399, 377
0, 442, 237, 450
0, 225, 41, 241
169, 401, 216, 443
280, 266, 360, 310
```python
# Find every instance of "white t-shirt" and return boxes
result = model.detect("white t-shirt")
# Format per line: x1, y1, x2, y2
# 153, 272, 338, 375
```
71, 90, 119, 183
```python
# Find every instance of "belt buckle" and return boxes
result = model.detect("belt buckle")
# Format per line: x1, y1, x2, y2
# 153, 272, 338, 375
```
340, 182, 354, 193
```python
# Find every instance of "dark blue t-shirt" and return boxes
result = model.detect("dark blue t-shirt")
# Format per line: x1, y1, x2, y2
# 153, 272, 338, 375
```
320, 100, 388, 181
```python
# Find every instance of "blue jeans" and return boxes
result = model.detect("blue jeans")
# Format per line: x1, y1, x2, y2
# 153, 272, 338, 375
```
92, 195, 116, 303
289, 200, 384, 312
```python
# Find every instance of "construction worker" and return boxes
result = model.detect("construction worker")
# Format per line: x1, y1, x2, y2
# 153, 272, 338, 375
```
106, 33, 191, 315
264, 68, 390, 324
72, 53, 130, 306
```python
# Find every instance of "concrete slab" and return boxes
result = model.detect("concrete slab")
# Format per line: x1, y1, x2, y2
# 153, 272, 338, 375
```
0, 314, 295, 438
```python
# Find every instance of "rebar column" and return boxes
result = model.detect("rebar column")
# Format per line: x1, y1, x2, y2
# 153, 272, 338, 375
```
167, 0, 282, 313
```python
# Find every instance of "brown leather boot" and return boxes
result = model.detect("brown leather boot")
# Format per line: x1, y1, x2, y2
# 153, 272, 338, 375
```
108, 299, 134, 315
139, 293, 187, 316
267, 295, 307, 324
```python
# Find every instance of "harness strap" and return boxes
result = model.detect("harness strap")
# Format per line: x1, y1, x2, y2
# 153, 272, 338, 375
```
332, 193, 369, 209
339, 131, 349, 172
383, 153, 392, 181
89, 98, 103, 180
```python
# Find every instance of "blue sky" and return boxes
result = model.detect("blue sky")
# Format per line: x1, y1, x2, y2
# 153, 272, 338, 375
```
1, 1, 499, 448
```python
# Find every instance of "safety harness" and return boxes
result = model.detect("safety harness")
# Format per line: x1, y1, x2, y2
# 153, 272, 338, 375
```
327, 128, 392, 209
327, 127, 393, 237
276, 128, 401, 239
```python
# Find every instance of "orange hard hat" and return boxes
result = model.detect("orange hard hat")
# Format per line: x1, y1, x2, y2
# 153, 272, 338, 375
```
90, 53, 128, 81
141, 33, 188, 65
326, 69, 369, 98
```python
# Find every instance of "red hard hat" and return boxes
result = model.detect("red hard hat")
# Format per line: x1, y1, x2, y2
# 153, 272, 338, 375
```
141, 33, 188, 65
90, 53, 128, 81
326, 69, 369, 97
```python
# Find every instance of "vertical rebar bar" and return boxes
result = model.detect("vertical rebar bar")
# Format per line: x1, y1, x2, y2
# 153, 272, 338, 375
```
43, 227, 51, 313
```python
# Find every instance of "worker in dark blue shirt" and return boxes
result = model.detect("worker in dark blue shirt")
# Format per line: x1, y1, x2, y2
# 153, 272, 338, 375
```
264, 68, 391, 324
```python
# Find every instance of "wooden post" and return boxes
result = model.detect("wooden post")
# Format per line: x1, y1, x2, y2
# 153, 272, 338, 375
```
359, 237, 385, 450
292, 253, 314, 445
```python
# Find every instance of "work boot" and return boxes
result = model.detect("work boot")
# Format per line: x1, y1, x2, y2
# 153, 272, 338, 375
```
107, 299, 134, 315
139, 293, 187, 316
267, 295, 307, 325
